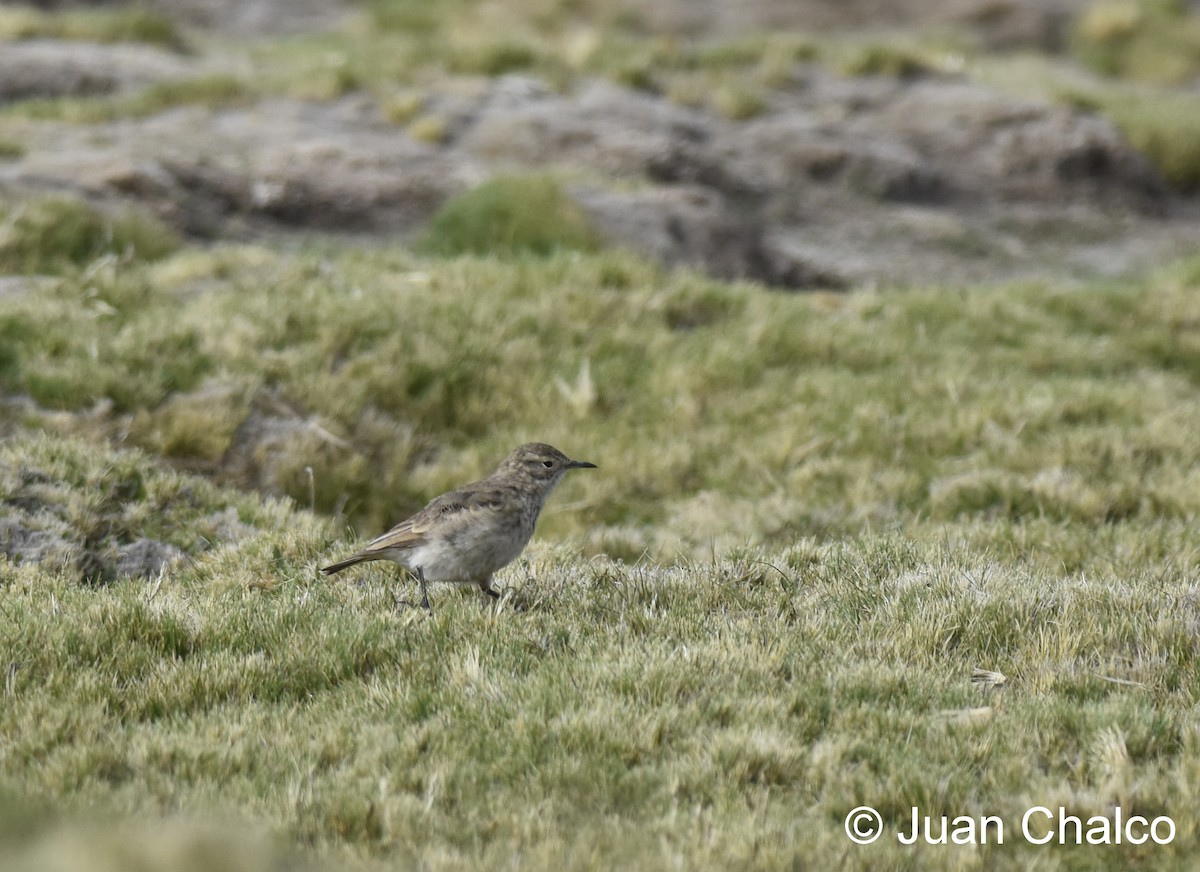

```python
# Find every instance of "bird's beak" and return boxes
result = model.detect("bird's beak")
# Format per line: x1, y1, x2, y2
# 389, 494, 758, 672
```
568, 459, 597, 469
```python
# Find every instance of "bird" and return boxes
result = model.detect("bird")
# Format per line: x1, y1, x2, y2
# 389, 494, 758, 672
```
320, 442, 596, 609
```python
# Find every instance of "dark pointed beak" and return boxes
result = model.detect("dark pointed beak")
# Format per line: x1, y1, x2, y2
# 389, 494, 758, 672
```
568, 459, 597, 469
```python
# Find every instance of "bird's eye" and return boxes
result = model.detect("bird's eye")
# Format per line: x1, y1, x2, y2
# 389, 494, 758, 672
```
541, 460, 554, 468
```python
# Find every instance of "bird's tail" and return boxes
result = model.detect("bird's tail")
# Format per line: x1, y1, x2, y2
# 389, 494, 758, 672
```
320, 552, 375, 575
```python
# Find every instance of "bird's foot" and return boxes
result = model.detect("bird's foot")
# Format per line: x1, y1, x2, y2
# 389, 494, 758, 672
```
393, 593, 432, 613
481, 587, 528, 613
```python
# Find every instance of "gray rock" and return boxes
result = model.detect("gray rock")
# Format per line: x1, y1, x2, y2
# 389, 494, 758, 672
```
145, 0, 352, 33
602, 0, 1087, 49
0, 41, 193, 102
1, 97, 471, 237
1, 41, 1196, 289
114, 537, 185, 578
202, 507, 259, 544
572, 184, 772, 284
0, 517, 74, 565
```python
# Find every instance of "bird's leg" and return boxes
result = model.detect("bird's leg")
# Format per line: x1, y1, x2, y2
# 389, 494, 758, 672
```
417, 566, 432, 611
392, 567, 432, 612
479, 577, 501, 600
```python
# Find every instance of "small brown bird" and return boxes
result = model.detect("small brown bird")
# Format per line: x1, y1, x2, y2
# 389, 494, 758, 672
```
320, 443, 596, 609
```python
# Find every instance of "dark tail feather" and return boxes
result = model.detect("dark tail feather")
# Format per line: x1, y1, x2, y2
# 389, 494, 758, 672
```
320, 552, 375, 575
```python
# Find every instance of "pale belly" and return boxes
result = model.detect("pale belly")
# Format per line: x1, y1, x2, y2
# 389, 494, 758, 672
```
404, 521, 535, 584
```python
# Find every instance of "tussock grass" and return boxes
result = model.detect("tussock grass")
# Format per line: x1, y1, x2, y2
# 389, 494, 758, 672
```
1071, 0, 1200, 84
4, 244, 1200, 560
2, 443, 1200, 868
2, 241, 1200, 866
836, 42, 947, 79
0, 139, 24, 161
2, 74, 257, 124
0, 196, 180, 275
0, 5, 183, 50
1082, 89, 1200, 190
421, 175, 600, 256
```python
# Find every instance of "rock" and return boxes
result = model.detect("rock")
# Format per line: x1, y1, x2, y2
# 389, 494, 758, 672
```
606, 0, 1087, 49
203, 507, 259, 544
2, 98, 471, 237
220, 390, 348, 495
871, 81, 1167, 210
0, 517, 74, 567
1, 41, 1196, 289
114, 537, 185, 578
0, 40, 193, 102
571, 184, 772, 284
463, 80, 721, 179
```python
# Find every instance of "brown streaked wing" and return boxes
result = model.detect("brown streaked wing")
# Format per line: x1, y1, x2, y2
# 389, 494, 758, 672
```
357, 483, 509, 555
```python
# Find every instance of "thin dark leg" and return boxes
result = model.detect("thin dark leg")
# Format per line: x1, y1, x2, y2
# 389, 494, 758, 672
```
417, 566, 432, 611
479, 578, 501, 600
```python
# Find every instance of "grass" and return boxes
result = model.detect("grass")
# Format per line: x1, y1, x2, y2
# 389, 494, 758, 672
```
3, 433, 1200, 869
1071, 0, 1200, 84
836, 42, 946, 79
3, 241, 1200, 552
0, 139, 24, 161
1072, 88, 1200, 191
0, 5, 184, 50
3, 2, 1200, 866
0, 196, 180, 275
1, 238, 1200, 867
2, 74, 257, 124
421, 175, 600, 256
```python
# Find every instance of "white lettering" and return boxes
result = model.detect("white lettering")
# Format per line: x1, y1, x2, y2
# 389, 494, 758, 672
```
896, 806, 921, 845
1022, 806, 1054, 844
1151, 816, 1176, 845
1084, 814, 1111, 845
1126, 815, 1149, 845
980, 815, 1003, 844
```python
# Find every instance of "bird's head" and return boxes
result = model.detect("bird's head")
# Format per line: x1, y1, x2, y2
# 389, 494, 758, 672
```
498, 442, 597, 490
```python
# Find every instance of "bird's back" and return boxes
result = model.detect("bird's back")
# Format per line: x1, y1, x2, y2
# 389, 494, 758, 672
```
322, 475, 541, 582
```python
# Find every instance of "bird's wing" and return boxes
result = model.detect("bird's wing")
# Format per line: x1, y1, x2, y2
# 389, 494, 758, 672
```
356, 482, 509, 555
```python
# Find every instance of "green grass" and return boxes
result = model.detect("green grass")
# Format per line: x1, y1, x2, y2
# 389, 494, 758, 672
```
0, 196, 180, 275
2, 74, 257, 124
837, 42, 945, 79
4, 242, 1200, 554
421, 175, 600, 257
0, 5, 184, 50
1076, 88, 1200, 190
3, 434, 1200, 869
4, 2, 1200, 865
2, 241, 1200, 867
1071, 0, 1200, 84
